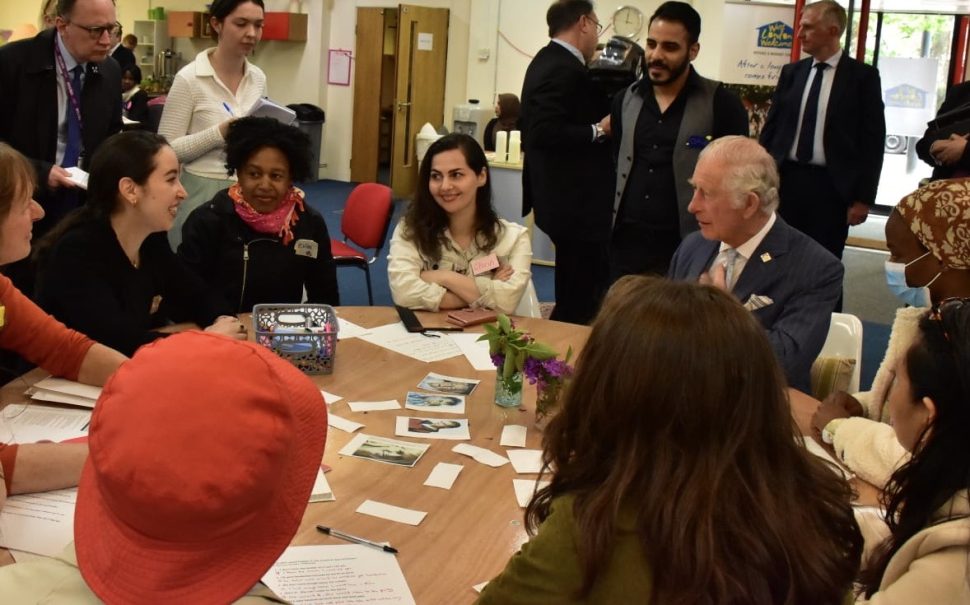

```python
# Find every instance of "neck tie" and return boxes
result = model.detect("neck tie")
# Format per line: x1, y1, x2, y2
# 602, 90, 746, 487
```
724, 248, 740, 290
63, 65, 83, 168
796, 62, 828, 163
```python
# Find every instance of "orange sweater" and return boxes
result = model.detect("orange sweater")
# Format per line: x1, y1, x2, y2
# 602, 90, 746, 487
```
0, 273, 95, 492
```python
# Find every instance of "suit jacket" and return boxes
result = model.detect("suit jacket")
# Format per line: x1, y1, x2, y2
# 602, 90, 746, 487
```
915, 81, 970, 180
668, 216, 843, 392
111, 44, 136, 70
519, 42, 613, 243
0, 28, 122, 205
760, 55, 885, 206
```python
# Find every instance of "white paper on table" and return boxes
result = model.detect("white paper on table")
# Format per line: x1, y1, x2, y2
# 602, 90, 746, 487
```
447, 333, 496, 371
356, 499, 427, 526
320, 390, 343, 404
27, 388, 96, 409
347, 400, 401, 413
358, 323, 462, 362
65, 167, 89, 190
335, 317, 372, 340
802, 437, 854, 480
452, 443, 509, 467
309, 468, 335, 502
0, 488, 76, 556
395, 416, 470, 440
473, 581, 489, 593
500, 425, 527, 448
33, 377, 102, 400
327, 413, 363, 433
423, 462, 463, 489
3, 405, 91, 443
513, 478, 551, 508
507, 449, 543, 474
262, 544, 415, 605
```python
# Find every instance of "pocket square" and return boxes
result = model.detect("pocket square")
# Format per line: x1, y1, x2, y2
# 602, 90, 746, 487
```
743, 294, 774, 311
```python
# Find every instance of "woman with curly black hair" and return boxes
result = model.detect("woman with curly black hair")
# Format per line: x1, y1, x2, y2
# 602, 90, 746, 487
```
178, 116, 338, 313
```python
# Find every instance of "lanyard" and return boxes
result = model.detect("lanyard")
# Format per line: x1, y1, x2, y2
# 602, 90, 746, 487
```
53, 42, 83, 126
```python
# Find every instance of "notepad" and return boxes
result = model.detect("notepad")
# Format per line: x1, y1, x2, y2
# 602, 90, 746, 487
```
246, 96, 297, 124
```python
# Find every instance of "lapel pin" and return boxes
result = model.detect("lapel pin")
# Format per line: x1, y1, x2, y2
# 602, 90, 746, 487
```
760, 252, 772, 263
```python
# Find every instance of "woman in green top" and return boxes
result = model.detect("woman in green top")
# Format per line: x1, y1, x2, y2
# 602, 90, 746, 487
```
478, 276, 862, 604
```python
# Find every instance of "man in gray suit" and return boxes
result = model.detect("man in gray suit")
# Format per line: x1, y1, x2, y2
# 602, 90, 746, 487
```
668, 136, 841, 392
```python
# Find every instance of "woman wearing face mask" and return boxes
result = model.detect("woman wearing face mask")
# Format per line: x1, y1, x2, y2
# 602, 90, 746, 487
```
158, 0, 267, 250
812, 178, 970, 487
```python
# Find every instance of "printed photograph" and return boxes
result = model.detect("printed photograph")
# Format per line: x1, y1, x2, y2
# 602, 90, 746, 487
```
417, 372, 480, 395
339, 433, 430, 468
405, 391, 466, 414
395, 416, 471, 441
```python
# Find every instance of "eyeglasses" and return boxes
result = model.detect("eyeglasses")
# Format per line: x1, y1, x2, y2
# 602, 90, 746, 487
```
586, 15, 604, 35
69, 21, 120, 40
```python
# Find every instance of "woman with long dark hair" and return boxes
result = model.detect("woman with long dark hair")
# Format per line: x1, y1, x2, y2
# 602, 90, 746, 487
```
34, 131, 245, 357
477, 276, 862, 604
388, 133, 532, 314
856, 299, 970, 602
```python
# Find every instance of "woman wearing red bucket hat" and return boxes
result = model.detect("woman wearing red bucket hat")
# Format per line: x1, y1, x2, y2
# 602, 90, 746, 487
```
0, 143, 126, 509
0, 331, 328, 603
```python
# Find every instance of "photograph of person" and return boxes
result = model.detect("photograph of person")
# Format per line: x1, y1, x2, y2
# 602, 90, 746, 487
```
397, 417, 471, 440
417, 372, 479, 395
406, 391, 465, 414
341, 434, 429, 468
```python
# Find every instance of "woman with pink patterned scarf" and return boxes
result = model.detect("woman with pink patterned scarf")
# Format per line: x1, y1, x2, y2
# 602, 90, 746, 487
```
178, 117, 339, 314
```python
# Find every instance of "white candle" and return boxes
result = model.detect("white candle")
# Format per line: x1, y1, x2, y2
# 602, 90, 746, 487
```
508, 138, 521, 164
495, 131, 508, 163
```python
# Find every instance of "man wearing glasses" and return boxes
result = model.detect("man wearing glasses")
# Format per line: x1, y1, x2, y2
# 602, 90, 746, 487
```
520, 0, 613, 325
0, 0, 122, 237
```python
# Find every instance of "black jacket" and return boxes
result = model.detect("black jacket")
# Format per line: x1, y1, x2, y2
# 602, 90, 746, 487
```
178, 190, 340, 314
35, 219, 224, 357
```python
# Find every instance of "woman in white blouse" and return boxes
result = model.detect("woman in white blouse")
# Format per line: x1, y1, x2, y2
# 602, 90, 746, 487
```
158, 0, 267, 249
388, 133, 533, 315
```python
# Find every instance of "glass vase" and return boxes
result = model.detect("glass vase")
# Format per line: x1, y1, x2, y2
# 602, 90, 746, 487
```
494, 371, 523, 408
534, 381, 563, 429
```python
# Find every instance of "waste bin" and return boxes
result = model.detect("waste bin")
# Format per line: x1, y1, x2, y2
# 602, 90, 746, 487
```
287, 103, 326, 183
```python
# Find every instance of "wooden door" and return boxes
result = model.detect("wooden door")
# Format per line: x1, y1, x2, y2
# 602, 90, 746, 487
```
390, 5, 449, 198
350, 8, 386, 183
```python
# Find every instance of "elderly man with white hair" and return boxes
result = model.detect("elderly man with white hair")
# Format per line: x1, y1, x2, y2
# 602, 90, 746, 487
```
668, 135, 842, 392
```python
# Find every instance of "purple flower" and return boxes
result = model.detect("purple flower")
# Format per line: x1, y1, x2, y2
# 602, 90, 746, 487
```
490, 353, 506, 369
541, 358, 574, 379
523, 357, 543, 384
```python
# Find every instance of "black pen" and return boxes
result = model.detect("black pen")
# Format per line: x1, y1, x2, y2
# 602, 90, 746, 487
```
316, 525, 398, 554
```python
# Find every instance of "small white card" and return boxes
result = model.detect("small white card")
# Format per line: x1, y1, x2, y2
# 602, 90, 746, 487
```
423, 462, 463, 489
65, 166, 89, 190
347, 400, 401, 413
328, 413, 364, 433
513, 478, 551, 508
335, 316, 372, 340
310, 468, 335, 502
473, 581, 489, 593
321, 390, 343, 404
356, 499, 427, 526
452, 443, 509, 467
500, 425, 527, 448
507, 449, 543, 474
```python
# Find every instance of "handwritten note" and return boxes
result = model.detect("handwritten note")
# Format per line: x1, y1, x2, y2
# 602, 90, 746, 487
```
262, 544, 415, 604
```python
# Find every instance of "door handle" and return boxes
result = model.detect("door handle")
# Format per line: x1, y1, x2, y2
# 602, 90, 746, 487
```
396, 101, 412, 112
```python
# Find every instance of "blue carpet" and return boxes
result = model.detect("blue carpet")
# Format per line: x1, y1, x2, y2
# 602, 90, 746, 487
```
301, 178, 888, 393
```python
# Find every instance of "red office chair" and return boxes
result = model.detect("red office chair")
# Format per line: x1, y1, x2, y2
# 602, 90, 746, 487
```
330, 183, 394, 305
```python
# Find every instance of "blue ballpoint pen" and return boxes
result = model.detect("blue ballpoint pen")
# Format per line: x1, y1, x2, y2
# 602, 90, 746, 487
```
222, 102, 234, 116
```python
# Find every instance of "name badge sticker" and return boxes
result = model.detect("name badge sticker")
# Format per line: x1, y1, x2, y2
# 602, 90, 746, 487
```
294, 239, 319, 259
470, 254, 500, 276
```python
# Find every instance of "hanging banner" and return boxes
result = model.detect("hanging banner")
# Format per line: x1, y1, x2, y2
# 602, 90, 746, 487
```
880, 57, 939, 137
720, 2, 795, 86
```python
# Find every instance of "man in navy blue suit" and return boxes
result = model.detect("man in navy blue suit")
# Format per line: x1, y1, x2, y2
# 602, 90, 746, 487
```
759, 0, 885, 261
668, 136, 841, 392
